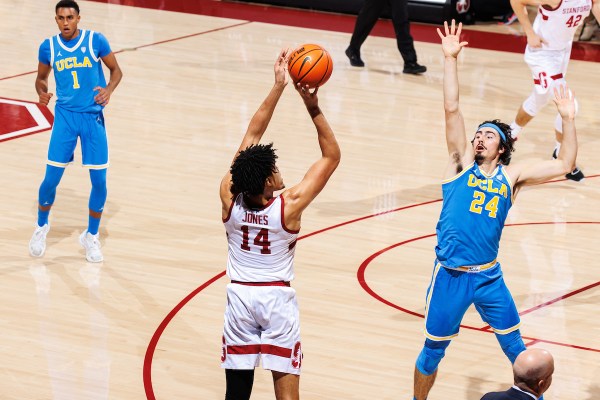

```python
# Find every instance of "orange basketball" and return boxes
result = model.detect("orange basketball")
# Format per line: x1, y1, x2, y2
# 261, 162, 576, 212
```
288, 44, 333, 89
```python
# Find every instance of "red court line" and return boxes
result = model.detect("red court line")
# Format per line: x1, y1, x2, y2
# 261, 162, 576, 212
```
0, 22, 251, 81
143, 180, 600, 398
301, 199, 442, 240
357, 221, 600, 351
89, 0, 600, 62
0, 97, 54, 142
143, 270, 226, 400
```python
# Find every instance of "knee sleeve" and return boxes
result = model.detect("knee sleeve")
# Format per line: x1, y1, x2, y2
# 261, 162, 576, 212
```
522, 89, 552, 117
554, 97, 579, 133
495, 330, 526, 364
415, 339, 450, 375
39, 165, 66, 206
225, 369, 254, 400
89, 169, 107, 212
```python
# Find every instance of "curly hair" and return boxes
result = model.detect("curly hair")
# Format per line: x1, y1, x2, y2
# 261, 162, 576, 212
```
230, 143, 278, 196
476, 119, 516, 165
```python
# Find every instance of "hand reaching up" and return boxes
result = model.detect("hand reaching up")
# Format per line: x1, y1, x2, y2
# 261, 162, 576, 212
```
437, 20, 469, 58
552, 85, 576, 121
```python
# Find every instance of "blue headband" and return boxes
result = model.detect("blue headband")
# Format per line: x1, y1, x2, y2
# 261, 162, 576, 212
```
478, 123, 507, 142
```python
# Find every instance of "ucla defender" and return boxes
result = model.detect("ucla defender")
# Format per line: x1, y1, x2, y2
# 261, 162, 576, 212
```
509, 0, 599, 180
412, 21, 578, 400
219, 49, 340, 400
29, 0, 122, 262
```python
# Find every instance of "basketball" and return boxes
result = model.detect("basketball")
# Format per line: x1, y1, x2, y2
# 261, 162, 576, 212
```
288, 44, 333, 89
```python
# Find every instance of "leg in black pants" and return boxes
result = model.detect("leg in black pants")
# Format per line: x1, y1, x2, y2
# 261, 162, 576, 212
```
225, 369, 255, 400
389, 0, 416, 63
346, 0, 426, 73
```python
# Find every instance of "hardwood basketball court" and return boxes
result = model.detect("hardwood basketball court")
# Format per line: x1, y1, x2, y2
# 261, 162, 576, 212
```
1, 1, 599, 399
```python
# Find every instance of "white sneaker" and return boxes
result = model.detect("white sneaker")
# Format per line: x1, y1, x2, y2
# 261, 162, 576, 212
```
29, 224, 50, 257
79, 230, 104, 263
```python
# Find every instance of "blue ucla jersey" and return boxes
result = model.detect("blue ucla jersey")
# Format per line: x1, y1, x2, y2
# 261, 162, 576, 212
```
39, 30, 112, 113
435, 162, 513, 268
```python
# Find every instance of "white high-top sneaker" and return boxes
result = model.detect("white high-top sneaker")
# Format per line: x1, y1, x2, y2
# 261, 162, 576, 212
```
29, 224, 50, 257
79, 230, 104, 263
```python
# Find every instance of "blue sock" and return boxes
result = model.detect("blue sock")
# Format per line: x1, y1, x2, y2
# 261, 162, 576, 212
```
38, 209, 50, 227
88, 215, 101, 235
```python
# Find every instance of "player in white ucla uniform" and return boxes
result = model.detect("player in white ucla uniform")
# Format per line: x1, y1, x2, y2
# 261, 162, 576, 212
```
219, 49, 340, 400
412, 21, 578, 400
509, 0, 599, 180
29, 0, 122, 262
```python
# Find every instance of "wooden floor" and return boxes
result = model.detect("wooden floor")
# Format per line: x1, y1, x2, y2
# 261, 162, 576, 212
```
1, 1, 599, 399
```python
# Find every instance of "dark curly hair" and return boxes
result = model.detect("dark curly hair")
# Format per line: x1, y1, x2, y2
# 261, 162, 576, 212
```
230, 143, 278, 196
474, 119, 516, 165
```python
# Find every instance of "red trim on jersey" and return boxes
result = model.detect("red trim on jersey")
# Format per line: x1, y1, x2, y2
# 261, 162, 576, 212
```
244, 195, 276, 211
227, 344, 292, 358
542, 0, 563, 11
289, 240, 297, 251
222, 195, 236, 223
231, 280, 290, 287
538, 7, 549, 20
280, 195, 300, 234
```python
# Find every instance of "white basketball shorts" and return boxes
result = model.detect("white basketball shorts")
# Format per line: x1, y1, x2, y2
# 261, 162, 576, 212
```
220, 282, 302, 375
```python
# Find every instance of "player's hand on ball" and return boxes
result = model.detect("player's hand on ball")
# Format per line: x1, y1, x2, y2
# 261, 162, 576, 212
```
275, 48, 290, 87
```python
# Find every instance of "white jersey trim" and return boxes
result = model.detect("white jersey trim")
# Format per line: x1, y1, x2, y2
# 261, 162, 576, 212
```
56, 29, 87, 52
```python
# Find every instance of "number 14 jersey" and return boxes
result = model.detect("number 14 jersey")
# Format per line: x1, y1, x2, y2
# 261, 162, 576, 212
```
224, 193, 299, 282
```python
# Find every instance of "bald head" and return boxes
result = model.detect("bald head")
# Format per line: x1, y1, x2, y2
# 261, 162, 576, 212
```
513, 349, 554, 397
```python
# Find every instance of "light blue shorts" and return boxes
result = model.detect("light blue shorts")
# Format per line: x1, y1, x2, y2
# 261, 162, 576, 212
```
47, 105, 108, 169
424, 260, 521, 341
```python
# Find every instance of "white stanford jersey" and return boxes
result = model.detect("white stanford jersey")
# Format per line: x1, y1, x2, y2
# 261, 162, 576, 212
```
224, 193, 299, 282
532, 0, 592, 50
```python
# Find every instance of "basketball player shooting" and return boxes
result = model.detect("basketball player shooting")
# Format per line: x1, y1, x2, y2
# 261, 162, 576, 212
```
218, 48, 341, 400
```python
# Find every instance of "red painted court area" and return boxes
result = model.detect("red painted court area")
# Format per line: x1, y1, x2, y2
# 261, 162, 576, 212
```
0, 98, 54, 142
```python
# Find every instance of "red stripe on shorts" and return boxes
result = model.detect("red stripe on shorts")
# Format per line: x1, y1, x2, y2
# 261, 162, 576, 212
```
231, 280, 290, 287
227, 344, 292, 358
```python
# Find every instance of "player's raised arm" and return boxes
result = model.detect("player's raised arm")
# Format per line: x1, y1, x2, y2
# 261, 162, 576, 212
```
510, 0, 548, 48
220, 49, 290, 208
510, 85, 577, 191
282, 84, 341, 227
437, 20, 470, 176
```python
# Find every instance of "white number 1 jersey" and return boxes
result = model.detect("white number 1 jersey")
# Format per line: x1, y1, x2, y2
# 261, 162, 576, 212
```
223, 193, 299, 282
533, 0, 592, 51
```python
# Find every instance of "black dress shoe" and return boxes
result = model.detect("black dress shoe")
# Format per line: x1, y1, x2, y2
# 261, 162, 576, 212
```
345, 47, 365, 67
403, 62, 427, 74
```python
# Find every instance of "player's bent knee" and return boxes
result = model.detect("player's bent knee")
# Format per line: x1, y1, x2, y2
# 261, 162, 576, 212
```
225, 369, 255, 400
415, 339, 450, 375
523, 91, 550, 117
496, 330, 526, 364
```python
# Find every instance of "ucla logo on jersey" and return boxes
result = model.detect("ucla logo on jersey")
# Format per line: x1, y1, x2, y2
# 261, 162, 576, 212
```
81, 47, 86, 53
55, 56, 93, 71
496, 175, 503, 181
467, 174, 508, 198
